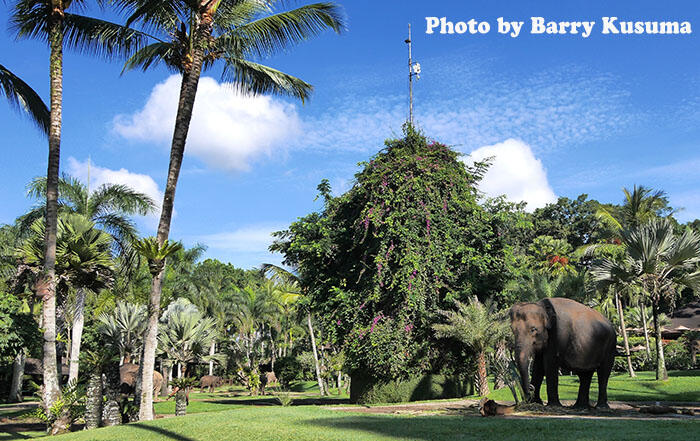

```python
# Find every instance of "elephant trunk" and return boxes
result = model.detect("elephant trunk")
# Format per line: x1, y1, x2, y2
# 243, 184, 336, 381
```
516, 349, 531, 401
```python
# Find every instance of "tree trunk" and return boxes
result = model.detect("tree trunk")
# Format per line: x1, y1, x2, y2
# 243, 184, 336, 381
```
139, 18, 212, 421
477, 350, 490, 397
209, 341, 215, 376
102, 361, 121, 426
160, 366, 169, 397
42, 7, 65, 434
640, 300, 651, 356
175, 389, 188, 416
68, 288, 86, 384
85, 366, 102, 429
167, 363, 173, 395
652, 301, 668, 381
615, 292, 635, 377
307, 312, 326, 396
9, 351, 26, 402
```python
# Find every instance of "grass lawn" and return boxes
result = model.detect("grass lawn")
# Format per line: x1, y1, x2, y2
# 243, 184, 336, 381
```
486, 370, 700, 403
48, 406, 699, 441
2, 372, 698, 440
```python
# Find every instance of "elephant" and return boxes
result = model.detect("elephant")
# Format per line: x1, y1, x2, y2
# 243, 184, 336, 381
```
200, 375, 223, 393
509, 297, 616, 409
119, 363, 163, 397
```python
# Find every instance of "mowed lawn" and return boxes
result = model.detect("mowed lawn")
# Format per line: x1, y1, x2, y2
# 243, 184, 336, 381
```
2, 372, 698, 441
50, 406, 698, 441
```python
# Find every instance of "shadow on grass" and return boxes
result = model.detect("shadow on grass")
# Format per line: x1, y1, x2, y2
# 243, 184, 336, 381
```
0, 423, 44, 440
133, 424, 197, 441
304, 414, 697, 441
201, 397, 350, 407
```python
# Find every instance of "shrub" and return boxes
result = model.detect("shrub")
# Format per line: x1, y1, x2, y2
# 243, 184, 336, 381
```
275, 356, 305, 387
352, 373, 473, 404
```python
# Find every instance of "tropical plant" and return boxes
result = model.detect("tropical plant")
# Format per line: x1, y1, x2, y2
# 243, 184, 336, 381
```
117, 0, 344, 419
597, 185, 674, 233
159, 301, 216, 378
16, 214, 114, 385
97, 301, 147, 363
22, 175, 155, 257
0, 63, 49, 133
169, 377, 197, 416
11, 2, 144, 426
432, 297, 509, 397
591, 219, 700, 380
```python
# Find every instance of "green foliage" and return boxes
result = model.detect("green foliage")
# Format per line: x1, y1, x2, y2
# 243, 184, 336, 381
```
532, 195, 600, 248
133, 237, 183, 276
272, 390, 294, 407
169, 377, 198, 389
354, 374, 472, 404
275, 356, 306, 386
432, 297, 508, 355
0, 63, 49, 134
273, 126, 513, 382
0, 291, 40, 358
33, 379, 85, 428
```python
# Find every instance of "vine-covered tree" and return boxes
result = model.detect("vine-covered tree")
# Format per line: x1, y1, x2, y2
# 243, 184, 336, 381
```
272, 126, 513, 399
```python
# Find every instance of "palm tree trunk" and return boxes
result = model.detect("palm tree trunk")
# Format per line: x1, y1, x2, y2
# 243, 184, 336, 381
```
42, 6, 65, 434
209, 341, 215, 376
85, 366, 102, 429
139, 18, 212, 421
175, 389, 188, 416
68, 288, 86, 384
615, 292, 635, 377
652, 301, 668, 380
640, 300, 651, 356
102, 360, 121, 426
307, 312, 326, 396
9, 351, 26, 403
477, 350, 490, 397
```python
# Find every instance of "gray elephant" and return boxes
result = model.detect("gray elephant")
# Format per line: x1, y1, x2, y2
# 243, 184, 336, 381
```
199, 375, 223, 393
119, 363, 163, 397
509, 297, 616, 408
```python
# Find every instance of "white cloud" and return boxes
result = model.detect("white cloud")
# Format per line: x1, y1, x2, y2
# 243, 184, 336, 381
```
66, 157, 163, 216
463, 139, 557, 211
113, 75, 302, 172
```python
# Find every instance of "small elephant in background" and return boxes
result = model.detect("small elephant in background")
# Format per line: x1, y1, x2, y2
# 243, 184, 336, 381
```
119, 363, 163, 397
200, 375, 223, 393
509, 297, 616, 409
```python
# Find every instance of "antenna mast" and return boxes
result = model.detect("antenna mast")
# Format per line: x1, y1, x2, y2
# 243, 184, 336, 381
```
405, 24, 421, 125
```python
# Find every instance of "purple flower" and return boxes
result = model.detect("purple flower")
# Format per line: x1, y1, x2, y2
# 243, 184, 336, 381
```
404, 324, 414, 333
337, 320, 341, 326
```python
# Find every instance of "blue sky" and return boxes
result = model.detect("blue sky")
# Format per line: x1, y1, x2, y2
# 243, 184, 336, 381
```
1, 0, 699, 268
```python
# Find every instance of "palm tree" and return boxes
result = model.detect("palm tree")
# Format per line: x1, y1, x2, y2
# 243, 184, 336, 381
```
11, 2, 144, 424
262, 263, 326, 395
0, 63, 49, 133
597, 185, 673, 232
16, 214, 113, 384
23, 175, 155, 256
433, 297, 509, 397
98, 301, 147, 363
159, 300, 216, 378
591, 219, 700, 380
115, 0, 344, 419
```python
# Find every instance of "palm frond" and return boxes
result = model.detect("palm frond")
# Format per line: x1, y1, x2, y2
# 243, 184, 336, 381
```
63, 13, 150, 59
122, 41, 182, 73
225, 3, 344, 58
221, 57, 312, 102
0, 63, 49, 134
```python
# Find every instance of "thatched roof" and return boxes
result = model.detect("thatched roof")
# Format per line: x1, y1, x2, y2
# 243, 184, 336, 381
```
24, 358, 69, 376
664, 300, 700, 337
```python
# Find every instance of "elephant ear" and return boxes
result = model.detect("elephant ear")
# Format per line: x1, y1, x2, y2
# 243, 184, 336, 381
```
540, 299, 557, 331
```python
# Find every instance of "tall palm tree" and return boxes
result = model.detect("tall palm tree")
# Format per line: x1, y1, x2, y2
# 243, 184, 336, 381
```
118, 1, 344, 418
159, 301, 216, 378
433, 297, 509, 397
98, 301, 147, 363
262, 263, 326, 395
597, 185, 673, 233
0, 63, 49, 133
11, 2, 144, 425
591, 219, 700, 380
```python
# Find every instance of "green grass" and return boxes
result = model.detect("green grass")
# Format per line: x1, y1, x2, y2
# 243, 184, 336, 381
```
47, 405, 699, 441
486, 370, 700, 403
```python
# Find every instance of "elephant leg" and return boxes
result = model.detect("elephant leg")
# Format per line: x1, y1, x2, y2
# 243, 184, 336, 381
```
596, 357, 614, 409
573, 371, 593, 409
544, 353, 562, 407
530, 353, 544, 404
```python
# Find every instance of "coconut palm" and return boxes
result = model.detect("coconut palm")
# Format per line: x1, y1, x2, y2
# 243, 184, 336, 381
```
116, 0, 344, 419
591, 219, 700, 380
433, 297, 509, 397
597, 185, 673, 233
0, 63, 49, 133
11, 3, 144, 425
